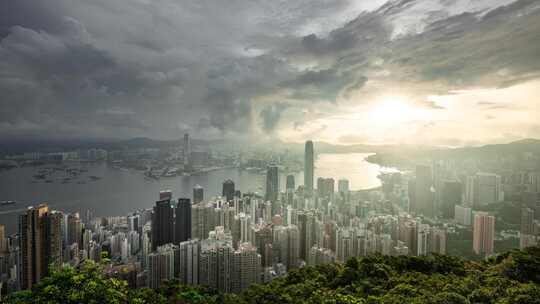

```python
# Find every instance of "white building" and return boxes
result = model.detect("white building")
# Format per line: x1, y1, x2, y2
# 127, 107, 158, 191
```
455, 205, 472, 226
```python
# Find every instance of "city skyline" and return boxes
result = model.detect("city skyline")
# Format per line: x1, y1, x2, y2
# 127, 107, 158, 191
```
0, 137, 539, 298
1, 0, 540, 301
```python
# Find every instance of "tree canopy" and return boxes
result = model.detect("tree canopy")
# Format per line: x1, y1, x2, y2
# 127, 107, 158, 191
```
6, 247, 540, 303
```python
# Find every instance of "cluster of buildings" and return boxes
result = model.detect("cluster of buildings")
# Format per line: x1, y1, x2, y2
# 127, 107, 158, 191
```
7, 149, 108, 162
2, 140, 540, 296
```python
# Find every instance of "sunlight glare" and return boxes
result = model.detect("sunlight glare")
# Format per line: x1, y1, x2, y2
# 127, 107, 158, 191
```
369, 98, 417, 124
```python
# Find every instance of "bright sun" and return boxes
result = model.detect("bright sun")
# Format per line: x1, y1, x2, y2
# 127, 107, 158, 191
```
369, 99, 418, 125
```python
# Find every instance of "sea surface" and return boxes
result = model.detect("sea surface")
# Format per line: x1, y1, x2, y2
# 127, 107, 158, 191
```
0, 153, 395, 233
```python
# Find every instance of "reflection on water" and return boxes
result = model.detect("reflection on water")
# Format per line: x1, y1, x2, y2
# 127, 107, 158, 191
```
314, 153, 398, 191
0, 153, 395, 232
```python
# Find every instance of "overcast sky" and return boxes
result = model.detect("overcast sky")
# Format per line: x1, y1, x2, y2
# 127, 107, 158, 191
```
1, 0, 539, 146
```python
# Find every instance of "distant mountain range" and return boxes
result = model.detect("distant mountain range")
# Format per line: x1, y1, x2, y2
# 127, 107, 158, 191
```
431, 138, 540, 158
1, 136, 539, 156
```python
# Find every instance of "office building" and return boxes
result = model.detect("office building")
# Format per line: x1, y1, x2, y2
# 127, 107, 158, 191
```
455, 205, 472, 226
183, 133, 191, 170
304, 141, 314, 194
159, 190, 173, 201
152, 199, 174, 250
317, 177, 335, 199
272, 225, 300, 271
231, 242, 261, 293
199, 227, 234, 293
473, 212, 495, 256
429, 227, 447, 255
67, 213, 82, 248
399, 218, 418, 256
193, 184, 204, 204
520, 208, 535, 249
148, 244, 177, 289
466, 173, 503, 207
286, 175, 295, 191
521, 207, 534, 235
265, 164, 279, 203
19, 204, 63, 289
175, 198, 192, 244
178, 239, 200, 285
222, 180, 235, 202
192, 202, 218, 241
252, 224, 273, 267
410, 165, 434, 218
417, 224, 430, 256
441, 181, 462, 219
338, 179, 350, 202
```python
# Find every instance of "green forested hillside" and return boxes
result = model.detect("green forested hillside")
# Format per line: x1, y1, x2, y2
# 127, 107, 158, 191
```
7, 247, 540, 304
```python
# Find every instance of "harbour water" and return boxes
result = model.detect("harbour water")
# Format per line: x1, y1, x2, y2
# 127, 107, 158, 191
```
0, 153, 394, 233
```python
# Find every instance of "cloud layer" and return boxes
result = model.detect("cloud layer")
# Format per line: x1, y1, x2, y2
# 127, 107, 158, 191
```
1, 0, 539, 145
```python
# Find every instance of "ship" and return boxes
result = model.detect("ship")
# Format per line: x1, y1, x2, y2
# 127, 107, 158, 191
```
0, 201, 16, 206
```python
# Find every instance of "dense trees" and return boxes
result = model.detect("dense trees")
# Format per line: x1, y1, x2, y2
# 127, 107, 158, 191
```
6, 247, 540, 303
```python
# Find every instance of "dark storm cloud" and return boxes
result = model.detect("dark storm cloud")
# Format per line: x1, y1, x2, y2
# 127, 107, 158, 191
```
0, 0, 67, 38
297, 7, 392, 58
0, 19, 151, 138
259, 102, 290, 132
280, 68, 361, 101
386, 0, 540, 86
201, 54, 294, 132
1, 0, 539, 140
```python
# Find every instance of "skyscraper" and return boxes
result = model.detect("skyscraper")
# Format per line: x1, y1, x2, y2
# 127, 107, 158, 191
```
148, 243, 177, 289
286, 175, 295, 191
304, 141, 314, 194
178, 239, 200, 285
317, 177, 335, 199
19, 204, 63, 289
466, 173, 503, 207
222, 180, 235, 202
231, 242, 261, 293
193, 184, 204, 204
0, 224, 6, 254
520, 207, 535, 249
159, 190, 173, 201
411, 165, 434, 218
521, 207, 534, 235
297, 211, 316, 261
473, 212, 495, 256
286, 175, 295, 207
191, 202, 218, 241
441, 181, 462, 219
67, 213, 82, 248
454, 205, 472, 226
265, 164, 279, 203
338, 179, 350, 202
400, 219, 418, 256
272, 225, 300, 270
429, 227, 447, 255
152, 199, 174, 250
417, 224, 430, 256
183, 133, 191, 170
175, 198, 192, 244
199, 227, 234, 293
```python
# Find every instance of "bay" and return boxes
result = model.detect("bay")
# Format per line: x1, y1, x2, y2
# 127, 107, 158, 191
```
0, 153, 393, 233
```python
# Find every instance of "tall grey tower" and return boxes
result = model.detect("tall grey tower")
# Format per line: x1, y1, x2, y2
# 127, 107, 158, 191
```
304, 140, 314, 194
183, 133, 191, 169
265, 164, 279, 202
